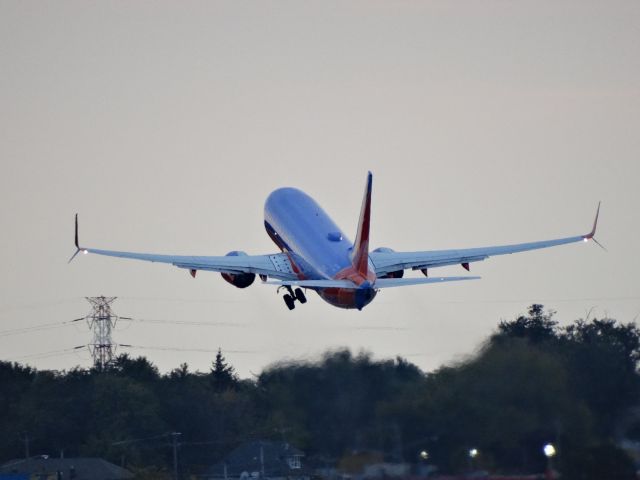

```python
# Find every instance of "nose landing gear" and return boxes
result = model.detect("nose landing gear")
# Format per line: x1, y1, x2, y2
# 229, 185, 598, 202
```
280, 286, 307, 310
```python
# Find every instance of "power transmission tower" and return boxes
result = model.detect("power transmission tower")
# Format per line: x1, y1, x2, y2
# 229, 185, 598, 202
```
85, 296, 119, 370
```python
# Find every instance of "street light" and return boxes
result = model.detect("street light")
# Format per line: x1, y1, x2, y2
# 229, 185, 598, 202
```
543, 443, 556, 458
543, 443, 556, 479
419, 450, 429, 460
468, 448, 478, 471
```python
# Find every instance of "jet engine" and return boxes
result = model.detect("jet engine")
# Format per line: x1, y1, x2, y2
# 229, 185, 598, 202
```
220, 251, 256, 288
372, 247, 404, 279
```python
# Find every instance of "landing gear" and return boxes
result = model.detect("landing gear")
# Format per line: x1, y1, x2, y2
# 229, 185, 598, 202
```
283, 294, 296, 310
279, 286, 307, 310
294, 288, 307, 304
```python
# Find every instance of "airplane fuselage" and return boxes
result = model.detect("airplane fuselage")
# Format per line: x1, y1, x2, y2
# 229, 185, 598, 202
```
264, 188, 377, 309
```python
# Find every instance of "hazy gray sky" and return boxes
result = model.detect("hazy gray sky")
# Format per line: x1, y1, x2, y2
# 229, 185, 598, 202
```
1, 1, 639, 376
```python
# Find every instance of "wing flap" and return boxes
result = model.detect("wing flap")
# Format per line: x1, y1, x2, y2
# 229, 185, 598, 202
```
371, 203, 601, 276
82, 248, 298, 280
371, 235, 586, 276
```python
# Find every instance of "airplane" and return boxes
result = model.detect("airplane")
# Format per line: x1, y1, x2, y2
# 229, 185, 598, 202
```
70, 172, 602, 311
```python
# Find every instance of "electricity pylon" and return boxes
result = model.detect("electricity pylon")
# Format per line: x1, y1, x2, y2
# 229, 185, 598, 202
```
85, 296, 118, 370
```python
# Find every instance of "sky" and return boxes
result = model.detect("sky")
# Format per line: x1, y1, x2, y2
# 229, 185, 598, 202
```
1, 1, 639, 377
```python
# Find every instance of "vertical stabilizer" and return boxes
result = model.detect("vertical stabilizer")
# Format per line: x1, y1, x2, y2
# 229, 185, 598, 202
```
351, 172, 372, 278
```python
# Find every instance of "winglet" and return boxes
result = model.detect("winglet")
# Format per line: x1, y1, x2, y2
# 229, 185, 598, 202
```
351, 171, 372, 278
583, 202, 606, 251
68, 213, 84, 263
584, 202, 600, 239
75, 213, 80, 249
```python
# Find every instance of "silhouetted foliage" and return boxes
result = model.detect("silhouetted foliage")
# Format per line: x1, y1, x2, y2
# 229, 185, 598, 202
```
108, 354, 160, 383
494, 304, 559, 344
561, 443, 636, 480
210, 348, 237, 392
1, 307, 638, 478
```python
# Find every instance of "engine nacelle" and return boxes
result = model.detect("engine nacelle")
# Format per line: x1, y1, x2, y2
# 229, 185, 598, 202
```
220, 251, 256, 288
372, 247, 404, 279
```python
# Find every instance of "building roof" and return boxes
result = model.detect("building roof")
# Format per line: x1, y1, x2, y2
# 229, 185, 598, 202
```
0, 457, 134, 480
207, 440, 308, 478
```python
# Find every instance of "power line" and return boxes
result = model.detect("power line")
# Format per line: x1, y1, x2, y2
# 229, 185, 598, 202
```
0, 298, 79, 315
119, 344, 257, 354
0, 320, 80, 338
120, 296, 247, 304
112, 432, 174, 446
6, 346, 86, 362
0, 315, 244, 340
119, 318, 248, 328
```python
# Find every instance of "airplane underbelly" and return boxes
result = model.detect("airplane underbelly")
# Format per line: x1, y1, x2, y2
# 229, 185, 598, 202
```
317, 287, 377, 310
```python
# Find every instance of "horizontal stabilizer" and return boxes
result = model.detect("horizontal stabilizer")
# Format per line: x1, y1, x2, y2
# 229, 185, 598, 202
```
265, 276, 480, 290
264, 279, 356, 289
375, 276, 480, 288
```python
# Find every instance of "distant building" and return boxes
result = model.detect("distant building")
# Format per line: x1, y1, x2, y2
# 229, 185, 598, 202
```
205, 441, 310, 480
0, 457, 133, 480
361, 463, 410, 479
336, 451, 411, 480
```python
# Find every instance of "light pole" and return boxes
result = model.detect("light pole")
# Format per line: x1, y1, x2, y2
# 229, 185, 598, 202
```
417, 450, 431, 477
468, 448, 478, 472
543, 443, 556, 479
171, 432, 182, 480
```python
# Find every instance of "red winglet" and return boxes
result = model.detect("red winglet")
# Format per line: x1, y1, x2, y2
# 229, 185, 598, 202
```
351, 172, 373, 278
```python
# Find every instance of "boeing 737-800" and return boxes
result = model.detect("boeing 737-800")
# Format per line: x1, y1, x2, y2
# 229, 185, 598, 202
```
70, 172, 601, 310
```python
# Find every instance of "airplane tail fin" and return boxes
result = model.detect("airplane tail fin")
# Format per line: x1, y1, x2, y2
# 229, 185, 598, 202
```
351, 171, 372, 278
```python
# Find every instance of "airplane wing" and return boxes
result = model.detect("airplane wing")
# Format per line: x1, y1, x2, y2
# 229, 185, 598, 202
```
68, 215, 298, 281
370, 203, 602, 277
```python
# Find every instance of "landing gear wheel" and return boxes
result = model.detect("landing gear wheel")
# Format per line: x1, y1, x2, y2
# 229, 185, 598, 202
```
283, 294, 296, 310
294, 288, 307, 304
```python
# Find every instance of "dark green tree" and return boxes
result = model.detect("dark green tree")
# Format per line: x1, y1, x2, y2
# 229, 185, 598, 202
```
494, 304, 559, 345
108, 354, 160, 383
210, 349, 237, 392
562, 318, 640, 437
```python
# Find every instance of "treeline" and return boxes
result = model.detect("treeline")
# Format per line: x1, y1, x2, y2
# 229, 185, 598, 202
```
1, 305, 639, 479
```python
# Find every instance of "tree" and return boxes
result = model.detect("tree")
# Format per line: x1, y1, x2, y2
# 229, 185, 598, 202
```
257, 349, 424, 458
210, 349, 237, 392
108, 354, 160, 383
84, 374, 166, 466
562, 318, 640, 437
560, 443, 636, 480
169, 363, 189, 381
494, 304, 559, 345
2, 305, 639, 478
